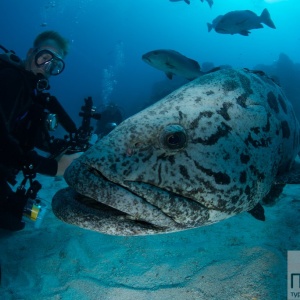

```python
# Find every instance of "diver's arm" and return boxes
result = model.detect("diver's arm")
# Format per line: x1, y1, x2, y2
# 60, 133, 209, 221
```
55, 152, 83, 176
24, 151, 83, 177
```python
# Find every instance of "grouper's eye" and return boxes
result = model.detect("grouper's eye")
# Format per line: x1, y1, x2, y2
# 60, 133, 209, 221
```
160, 124, 187, 150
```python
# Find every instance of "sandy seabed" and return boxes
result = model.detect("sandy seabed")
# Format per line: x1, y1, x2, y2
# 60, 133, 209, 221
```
0, 173, 299, 300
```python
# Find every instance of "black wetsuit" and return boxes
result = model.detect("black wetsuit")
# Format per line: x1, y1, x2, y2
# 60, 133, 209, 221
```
0, 66, 58, 231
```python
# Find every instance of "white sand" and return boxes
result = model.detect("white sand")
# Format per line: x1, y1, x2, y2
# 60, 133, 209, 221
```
0, 174, 299, 300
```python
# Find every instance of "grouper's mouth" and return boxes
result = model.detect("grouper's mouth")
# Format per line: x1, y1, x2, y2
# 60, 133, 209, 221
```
52, 160, 188, 236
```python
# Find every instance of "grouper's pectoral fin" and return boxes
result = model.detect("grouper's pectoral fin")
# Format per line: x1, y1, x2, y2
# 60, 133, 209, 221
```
256, 161, 300, 211
275, 161, 300, 184
261, 183, 285, 207
248, 203, 265, 221
239, 30, 250, 36
165, 72, 173, 80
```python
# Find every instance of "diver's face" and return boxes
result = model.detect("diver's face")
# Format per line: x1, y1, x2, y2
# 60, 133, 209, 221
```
26, 40, 65, 78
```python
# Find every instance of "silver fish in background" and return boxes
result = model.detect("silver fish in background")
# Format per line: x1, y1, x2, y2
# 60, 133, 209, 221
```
52, 68, 300, 236
207, 9, 276, 36
142, 49, 203, 80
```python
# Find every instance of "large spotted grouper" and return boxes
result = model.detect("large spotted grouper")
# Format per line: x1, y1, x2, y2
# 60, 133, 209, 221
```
52, 68, 300, 236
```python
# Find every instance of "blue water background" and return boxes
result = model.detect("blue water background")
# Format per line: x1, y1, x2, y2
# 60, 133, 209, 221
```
0, 0, 299, 125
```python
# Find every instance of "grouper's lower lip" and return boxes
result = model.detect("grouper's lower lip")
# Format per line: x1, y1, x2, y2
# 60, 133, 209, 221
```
51, 160, 181, 235
52, 187, 173, 236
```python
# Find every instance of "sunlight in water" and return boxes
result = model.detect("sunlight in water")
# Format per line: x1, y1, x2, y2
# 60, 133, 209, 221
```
101, 41, 125, 106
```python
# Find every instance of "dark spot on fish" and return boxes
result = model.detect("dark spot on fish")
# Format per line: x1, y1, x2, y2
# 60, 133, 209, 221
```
193, 122, 232, 145
122, 169, 129, 176
223, 151, 231, 161
240, 171, 247, 183
195, 97, 202, 103
178, 111, 184, 121
158, 163, 162, 185
267, 91, 279, 113
217, 198, 227, 210
281, 120, 290, 138
240, 153, 250, 164
215, 172, 231, 185
202, 111, 214, 118
250, 165, 265, 181
141, 151, 153, 163
195, 163, 231, 185
222, 79, 239, 92
245, 133, 271, 148
238, 73, 253, 96
236, 94, 248, 108
231, 194, 240, 205
245, 185, 251, 196
251, 127, 260, 135
179, 165, 189, 180
205, 90, 214, 95
157, 153, 168, 160
262, 114, 271, 132
278, 94, 287, 114
190, 111, 214, 130
217, 102, 233, 121
110, 163, 117, 172
293, 131, 299, 149
167, 155, 175, 165
121, 160, 130, 167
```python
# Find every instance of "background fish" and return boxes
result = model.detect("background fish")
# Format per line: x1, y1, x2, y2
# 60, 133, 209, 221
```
169, 0, 213, 7
142, 49, 203, 80
201, 0, 213, 8
52, 68, 300, 236
169, 0, 191, 4
207, 9, 276, 36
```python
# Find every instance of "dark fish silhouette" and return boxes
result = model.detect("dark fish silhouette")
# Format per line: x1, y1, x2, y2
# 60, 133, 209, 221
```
142, 49, 203, 80
208, 9, 276, 36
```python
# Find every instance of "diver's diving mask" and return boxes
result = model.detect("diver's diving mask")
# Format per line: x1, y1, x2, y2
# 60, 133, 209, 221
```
34, 49, 65, 76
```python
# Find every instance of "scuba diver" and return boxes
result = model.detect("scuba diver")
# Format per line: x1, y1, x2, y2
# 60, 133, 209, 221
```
0, 31, 82, 231
94, 102, 123, 138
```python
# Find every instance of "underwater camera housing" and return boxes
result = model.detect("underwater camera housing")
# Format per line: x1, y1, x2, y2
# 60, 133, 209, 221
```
47, 96, 101, 158
21, 180, 48, 228
20, 97, 100, 227
17, 170, 47, 228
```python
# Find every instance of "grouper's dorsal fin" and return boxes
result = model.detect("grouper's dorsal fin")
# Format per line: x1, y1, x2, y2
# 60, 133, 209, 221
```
275, 161, 300, 184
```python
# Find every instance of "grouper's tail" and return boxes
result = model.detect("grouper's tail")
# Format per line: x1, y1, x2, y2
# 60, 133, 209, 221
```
260, 8, 276, 29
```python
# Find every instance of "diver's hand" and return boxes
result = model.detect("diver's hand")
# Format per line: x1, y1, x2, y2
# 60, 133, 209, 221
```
56, 152, 83, 176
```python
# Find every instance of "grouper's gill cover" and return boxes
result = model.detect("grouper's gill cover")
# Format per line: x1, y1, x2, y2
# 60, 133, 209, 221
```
52, 68, 300, 236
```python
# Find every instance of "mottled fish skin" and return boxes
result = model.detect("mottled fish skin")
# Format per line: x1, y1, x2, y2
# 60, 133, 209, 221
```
52, 68, 300, 236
